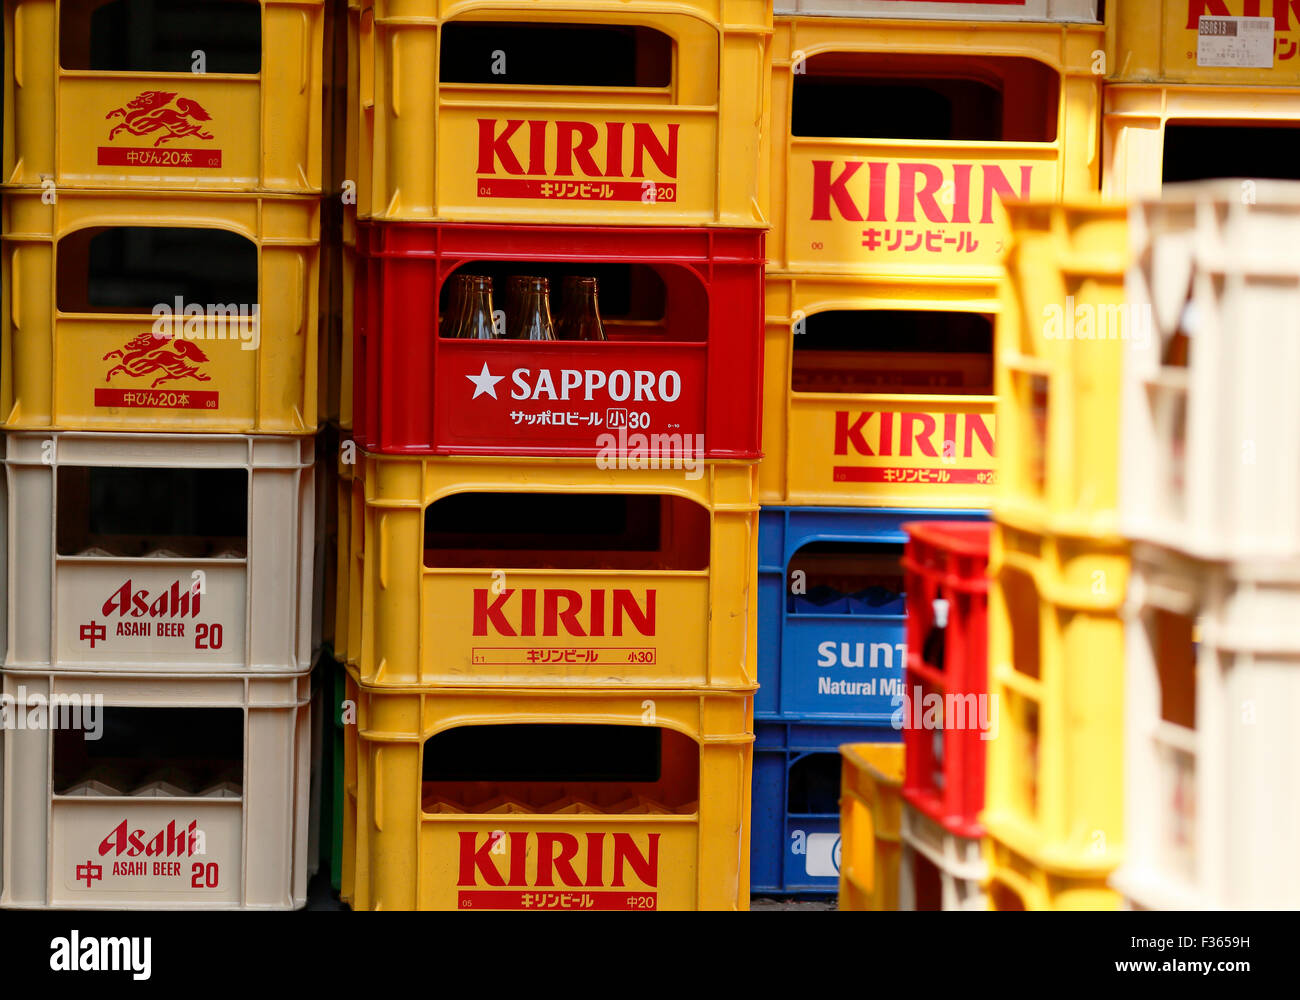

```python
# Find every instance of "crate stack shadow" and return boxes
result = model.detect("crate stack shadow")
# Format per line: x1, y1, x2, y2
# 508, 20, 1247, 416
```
0, 0, 327, 909
759, 0, 1103, 904
333, 0, 772, 911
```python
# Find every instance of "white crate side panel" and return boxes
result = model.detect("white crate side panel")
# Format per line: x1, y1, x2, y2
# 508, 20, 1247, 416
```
774, 0, 1098, 20
56, 562, 247, 668
5, 433, 313, 672
1, 669, 310, 909
1122, 183, 1300, 563
52, 800, 243, 907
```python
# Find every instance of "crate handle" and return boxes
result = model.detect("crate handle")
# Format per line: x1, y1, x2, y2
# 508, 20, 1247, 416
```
378, 511, 389, 589
360, 8, 375, 111
292, 254, 305, 334
388, 29, 399, 118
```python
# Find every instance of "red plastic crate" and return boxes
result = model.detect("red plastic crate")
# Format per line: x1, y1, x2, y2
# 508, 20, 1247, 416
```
352, 222, 765, 458
900, 521, 992, 840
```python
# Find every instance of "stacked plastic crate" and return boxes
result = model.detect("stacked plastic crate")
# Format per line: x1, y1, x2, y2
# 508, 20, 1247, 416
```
0, 0, 323, 909
1113, 182, 1300, 910
983, 199, 1129, 910
337, 0, 771, 911
763, 0, 1101, 900
1104, 0, 1300, 196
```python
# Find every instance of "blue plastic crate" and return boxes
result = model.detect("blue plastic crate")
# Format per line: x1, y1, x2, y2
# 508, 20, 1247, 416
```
751, 721, 898, 895
757, 506, 988, 724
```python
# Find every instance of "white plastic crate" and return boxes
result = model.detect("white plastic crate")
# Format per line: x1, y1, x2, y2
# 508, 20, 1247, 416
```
1122, 180, 1300, 563
899, 804, 987, 911
0, 668, 310, 909
1114, 542, 1300, 910
774, 0, 1098, 20
2, 432, 315, 673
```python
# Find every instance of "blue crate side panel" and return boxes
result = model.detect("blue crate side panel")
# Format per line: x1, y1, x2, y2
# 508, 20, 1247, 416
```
751, 720, 898, 895
756, 506, 987, 724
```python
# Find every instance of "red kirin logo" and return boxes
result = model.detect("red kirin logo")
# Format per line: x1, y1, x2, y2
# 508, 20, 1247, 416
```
106, 91, 214, 147
104, 333, 211, 389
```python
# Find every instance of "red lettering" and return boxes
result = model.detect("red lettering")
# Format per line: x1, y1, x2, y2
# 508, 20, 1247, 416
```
102, 580, 131, 617
585, 832, 605, 887
544, 589, 585, 637
457, 831, 505, 886
534, 832, 582, 887
631, 123, 679, 178
612, 832, 659, 887
951, 164, 973, 225
811, 160, 864, 221
879, 410, 894, 457
981, 165, 1033, 225
865, 161, 889, 222
964, 413, 996, 458
588, 589, 605, 637
477, 119, 526, 175
473, 589, 516, 636
527, 120, 547, 175
99, 819, 128, 857
896, 163, 947, 223
554, 121, 601, 177
604, 121, 625, 178
508, 831, 528, 885
834, 411, 874, 456
521, 588, 536, 636
900, 413, 938, 458
612, 590, 654, 637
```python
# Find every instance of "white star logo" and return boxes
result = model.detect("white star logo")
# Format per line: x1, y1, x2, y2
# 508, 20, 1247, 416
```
465, 362, 504, 400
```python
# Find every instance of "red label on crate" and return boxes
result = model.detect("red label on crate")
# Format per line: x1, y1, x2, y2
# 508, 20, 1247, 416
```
475, 118, 680, 203
472, 588, 656, 637
439, 345, 705, 455
102, 91, 217, 159
476, 178, 675, 203
833, 466, 995, 485
457, 890, 657, 910
96, 389, 219, 409
98, 146, 222, 168
456, 831, 661, 892
471, 646, 656, 665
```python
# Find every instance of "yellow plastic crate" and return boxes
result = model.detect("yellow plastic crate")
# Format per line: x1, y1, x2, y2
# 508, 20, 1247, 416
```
983, 521, 1127, 878
341, 663, 360, 905
339, 217, 355, 431
766, 16, 1103, 277
355, 0, 771, 227
344, 672, 754, 911
3, 0, 324, 192
985, 835, 1121, 910
334, 433, 361, 671
838, 742, 904, 911
1106, 0, 1300, 86
998, 200, 1128, 540
1, 188, 319, 434
761, 271, 997, 508
355, 452, 759, 690
1101, 83, 1300, 200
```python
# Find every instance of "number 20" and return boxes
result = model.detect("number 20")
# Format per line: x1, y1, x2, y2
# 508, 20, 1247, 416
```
196, 623, 223, 649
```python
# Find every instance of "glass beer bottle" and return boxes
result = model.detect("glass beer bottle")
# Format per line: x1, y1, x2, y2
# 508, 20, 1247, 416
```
453, 275, 499, 340
509, 276, 557, 341
441, 273, 471, 337
558, 276, 607, 342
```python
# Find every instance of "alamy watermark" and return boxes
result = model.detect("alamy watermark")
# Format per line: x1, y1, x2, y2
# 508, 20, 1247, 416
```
595, 427, 706, 480
1041, 297, 1152, 349
0, 688, 104, 740
151, 296, 260, 350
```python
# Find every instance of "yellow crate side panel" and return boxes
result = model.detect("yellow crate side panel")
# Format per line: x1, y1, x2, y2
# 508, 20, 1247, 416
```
985, 836, 1122, 910
767, 17, 1105, 276
998, 200, 1128, 538
984, 524, 1127, 877
761, 272, 1000, 507
837, 742, 904, 911
4, 0, 324, 191
1107, 0, 1300, 86
1, 190, 319, 434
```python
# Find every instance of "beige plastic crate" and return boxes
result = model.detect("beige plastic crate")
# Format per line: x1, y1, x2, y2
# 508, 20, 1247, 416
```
1122, 180, 1300, 562
1115, 542, 1300, 910
3, 432, 315, 673
0, 668, 310, 909
775, 0, 1098, 20
899, 804, 987, 911
1102, 85, 1300, 201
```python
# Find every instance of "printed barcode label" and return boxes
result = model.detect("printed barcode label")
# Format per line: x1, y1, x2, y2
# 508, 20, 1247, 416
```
1197, 15, 1274, 68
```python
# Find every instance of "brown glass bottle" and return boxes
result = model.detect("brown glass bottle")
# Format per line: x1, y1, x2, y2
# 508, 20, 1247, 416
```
509, 276, 556, 341
441, 273, 471, 337
452, 275, 499, 340
557, 276, 607, 342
